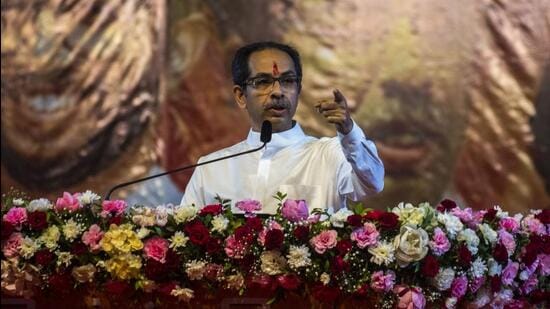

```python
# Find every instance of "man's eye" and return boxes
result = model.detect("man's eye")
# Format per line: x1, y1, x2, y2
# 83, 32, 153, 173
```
281, 77, 297, 85
254, 78, 273, 86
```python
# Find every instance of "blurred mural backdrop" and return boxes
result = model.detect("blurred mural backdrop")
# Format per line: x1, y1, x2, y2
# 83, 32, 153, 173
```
1, 0, 549, 213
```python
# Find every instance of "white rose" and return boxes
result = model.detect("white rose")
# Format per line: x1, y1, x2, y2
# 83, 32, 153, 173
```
392, 202, 426, 226
260, 250, 287, 275
174, 205, 198, 224
330, 208, 354, 228
393, 225, 429, 267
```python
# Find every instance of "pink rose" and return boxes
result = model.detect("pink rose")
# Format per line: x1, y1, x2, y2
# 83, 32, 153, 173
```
499, 217, 519, 233
2, 207, 27, 227
2, 232, 23, 258
429, 227, 450, 256
310, 230, 338, 254
351, 222, 379, 248
55, 192, 81, 212
451, 275, 468, 298
101, 200, 127, 217
143, 236, 169, 263
281, 199, 309, 222
82, 224, 104, 251
235, 199, 262, 216
370, 270, 395, 292
393, 285, 426, 309
224, 235, 247, 259
498, 229, 516, 255
501, 261, 519, 285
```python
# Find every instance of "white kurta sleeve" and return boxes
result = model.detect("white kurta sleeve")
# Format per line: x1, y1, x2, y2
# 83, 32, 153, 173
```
336, 121, 385, 201
180, 162, 206, 207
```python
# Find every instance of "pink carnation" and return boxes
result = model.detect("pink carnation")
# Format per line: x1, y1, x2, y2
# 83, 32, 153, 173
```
469, 276, 485, 294
82, 224, 104, 251
2, 232, 23, 258
235, 199, 262, 215
499, 217, 520, 233
451, 275, 468, 298
538, 254, 550, 276
224, 235, 247, 259
351, 222, 379, 248
143, 236, 169, 263
2, 207, 27, 227
451, 207, 474, 225
522, 216, 546, 235
429, 227, 450, 256
393, 285, 425, 309
310, 230, 338, 254
498, 229, 516, 255
281, 199, 309, 222
101, 200, 127, 217
55, 192, 81, 212
501, 261, 519, 285
370, 270, 395, 292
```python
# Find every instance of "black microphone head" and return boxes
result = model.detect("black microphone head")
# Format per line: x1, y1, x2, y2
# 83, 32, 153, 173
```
260, 120, 272, 143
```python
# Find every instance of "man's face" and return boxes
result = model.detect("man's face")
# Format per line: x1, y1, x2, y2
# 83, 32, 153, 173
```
234, 49, 300, 133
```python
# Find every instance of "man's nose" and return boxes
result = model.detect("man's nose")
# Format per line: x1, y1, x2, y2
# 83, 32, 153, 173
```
270, 80, 284, 97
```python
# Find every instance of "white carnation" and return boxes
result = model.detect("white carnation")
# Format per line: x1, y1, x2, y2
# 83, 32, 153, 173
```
174, 205, 198, 224
330, 208, 354, 228
13, 198, 25, 206
392, 202, 426, 226
78, 190, 100, 205
437, 213, 463, 239
478, 223, 497, 245
27, 198, 52, 212
472, 287, 491, 308
434, 267, 455, 291
136, 227, 150, 239
488, 258, 502, 276
155, 205, 170, 226
211, 215, 229, 233
494, 205, 509, 219
445, 297, 457, 309
185, 260, 206, 280
469, 257, 488, 278
287, 245, 311, 269
457, 228, 480, 254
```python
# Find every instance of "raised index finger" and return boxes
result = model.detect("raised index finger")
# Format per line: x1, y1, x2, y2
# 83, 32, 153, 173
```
333, 89, 347, 106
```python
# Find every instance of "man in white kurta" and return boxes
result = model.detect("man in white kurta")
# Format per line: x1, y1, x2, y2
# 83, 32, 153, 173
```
181, 42, 384, 214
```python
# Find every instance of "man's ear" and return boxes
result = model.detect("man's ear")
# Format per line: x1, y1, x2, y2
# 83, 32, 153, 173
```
233, 85, 247, 110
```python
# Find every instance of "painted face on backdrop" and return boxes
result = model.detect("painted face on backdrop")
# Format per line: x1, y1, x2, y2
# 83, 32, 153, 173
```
234, 49, 300, 133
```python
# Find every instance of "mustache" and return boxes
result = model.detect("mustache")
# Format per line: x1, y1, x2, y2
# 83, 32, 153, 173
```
264, 99, 290, 110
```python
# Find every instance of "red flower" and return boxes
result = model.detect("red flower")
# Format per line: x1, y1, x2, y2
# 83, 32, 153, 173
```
234, 225, 254, 242
364, 209, 383, 221
484, 208, 497, 221
336, 239, 353, 256
311, 284, 340, 303
330, 256, 350, 274
104, 280, 132, 296
490, 276, 502, 293
28, 211, 48, 231
421, 255, 440, 278
535, 209, 550, 225
48, 272, 73, 292
157, 281, 178, 297
184, 219, 210, 245
458, 244, 472, 266
265, 229, 284, 250
206, 237, 222, 254
246, 217, 263, 232
199, 204, 223, 216
34, 249, 54, 266
347, 214, 363, 227
1, 222, 14, 240
530, 289, 550, 304
108, 215, 123, 225
436, 199, 457, 212
293, 225, 309, 242
379, 212, 399, 230
277, 274, 301, 290
493, 243, 508, 264
70, 242, 88, 256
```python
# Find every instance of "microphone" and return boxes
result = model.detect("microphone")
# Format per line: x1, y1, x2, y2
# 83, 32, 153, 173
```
104, 120, 272, 200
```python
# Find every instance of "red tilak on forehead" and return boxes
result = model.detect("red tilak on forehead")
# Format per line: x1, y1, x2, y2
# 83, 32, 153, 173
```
272, 62, 279, 76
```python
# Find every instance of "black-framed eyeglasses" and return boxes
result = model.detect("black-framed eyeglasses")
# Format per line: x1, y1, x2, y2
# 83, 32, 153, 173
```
244, 75, 298, 93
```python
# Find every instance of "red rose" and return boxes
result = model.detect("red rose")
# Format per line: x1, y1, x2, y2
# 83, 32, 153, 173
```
1, 222, 14, 240
354, 284, 369, 297
364, 209, 383, 221
535, 209, 550, 225
379, 212, 399, 230
234, 225, 254, 242
265, 229, 284, 250
246, 216, 263, 232
504, 299, 530, 309
436, 199, 457, 212
458, 244, 472, 266
522, 243, 539, 266
330, 256, 350, 274
276, 274, 301, 290
157, 281, 178, 297
421, 255, 440, 278
70, 242, 88, 256
104, 280, 131, 296
108, 215, 123, 225
490, 276, 502, 293
293, 225, 309, 242
199, 204, 223, 216
311, 284, 340, 303
336, 239, 353, 256
347, 214, 363, 227
484, 208, 497, 221
206, 237, 222, 254
493, 243, 508, 264
238, 254, 255, 272
48, 272, 73, 292
184, 220, 210, 245
530, 289, 550, 304
247, 274, 276, 291
28, 211, 48, 231
145, 259, 168, 281
34, 249, 54, 266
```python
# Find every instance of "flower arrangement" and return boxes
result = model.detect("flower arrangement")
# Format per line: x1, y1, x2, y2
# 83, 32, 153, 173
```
1, 191, 549, 308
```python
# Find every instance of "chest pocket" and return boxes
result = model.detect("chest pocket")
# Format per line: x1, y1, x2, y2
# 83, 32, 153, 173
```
278, 184, 323, 211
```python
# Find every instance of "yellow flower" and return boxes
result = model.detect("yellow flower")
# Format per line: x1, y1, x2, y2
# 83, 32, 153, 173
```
100, 224, 143, 255
39, 226, 60, 250
20, 237, 40, 259
169, 231, 189, 249
62, 219, 84, 241
72, 264, 96, 283
104, 253, 142, 280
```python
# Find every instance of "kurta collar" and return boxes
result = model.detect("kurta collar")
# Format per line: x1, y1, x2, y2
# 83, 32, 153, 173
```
246, 122, 307, 148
